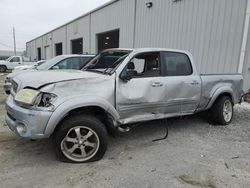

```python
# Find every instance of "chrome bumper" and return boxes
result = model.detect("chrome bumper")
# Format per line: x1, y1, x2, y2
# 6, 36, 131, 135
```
5, 95, 53, 139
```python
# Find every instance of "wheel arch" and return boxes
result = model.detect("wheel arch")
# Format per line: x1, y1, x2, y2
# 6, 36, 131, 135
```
206, 87, 234, 110
44, 97, 120, 137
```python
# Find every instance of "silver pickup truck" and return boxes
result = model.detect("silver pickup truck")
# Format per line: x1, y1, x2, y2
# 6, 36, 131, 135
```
5, 48, 244, 163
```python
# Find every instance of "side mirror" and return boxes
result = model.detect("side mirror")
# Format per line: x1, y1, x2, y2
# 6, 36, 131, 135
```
52, 66, 59, 70
120, 72, 132, 82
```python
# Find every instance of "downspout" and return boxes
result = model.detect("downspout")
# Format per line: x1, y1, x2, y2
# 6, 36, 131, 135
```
89, 13, 92, 54
238, 0, 250, 73
132, 0, 137, 48
65, 25, 68, 54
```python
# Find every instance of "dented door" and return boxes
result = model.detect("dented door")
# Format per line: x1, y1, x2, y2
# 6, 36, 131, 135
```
116, 77, 167, 124
116, 51, 167, 124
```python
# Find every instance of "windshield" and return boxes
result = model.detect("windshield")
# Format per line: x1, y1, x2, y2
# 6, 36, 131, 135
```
36, 56, 65, 70
84, 50, 131, 74
6, 56, 13, 61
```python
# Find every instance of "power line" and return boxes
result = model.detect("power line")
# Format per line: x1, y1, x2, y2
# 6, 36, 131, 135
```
0, 41, 25, 50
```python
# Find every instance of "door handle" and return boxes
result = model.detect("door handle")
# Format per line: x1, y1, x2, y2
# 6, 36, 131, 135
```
152, 82, 163, 87
190, 80, 199, 85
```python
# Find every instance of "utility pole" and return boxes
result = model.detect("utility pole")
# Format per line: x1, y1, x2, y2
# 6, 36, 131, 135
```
13, 27, 16, 55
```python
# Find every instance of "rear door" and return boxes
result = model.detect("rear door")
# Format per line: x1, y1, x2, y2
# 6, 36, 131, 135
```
160, 51, 201, 114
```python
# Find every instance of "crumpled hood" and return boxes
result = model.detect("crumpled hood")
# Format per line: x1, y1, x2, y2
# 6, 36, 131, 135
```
13, 70, 108, 91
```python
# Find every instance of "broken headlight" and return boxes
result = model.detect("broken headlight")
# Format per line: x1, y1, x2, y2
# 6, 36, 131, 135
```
36, 92, 57, 109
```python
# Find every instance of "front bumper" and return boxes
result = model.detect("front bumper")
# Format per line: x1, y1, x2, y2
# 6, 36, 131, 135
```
5, 95, 53, 139
3, 82, 12, 95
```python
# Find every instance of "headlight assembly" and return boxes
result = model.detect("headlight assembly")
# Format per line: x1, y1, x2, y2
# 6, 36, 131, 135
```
14, 88, 57, 111
15, 89, 40, 106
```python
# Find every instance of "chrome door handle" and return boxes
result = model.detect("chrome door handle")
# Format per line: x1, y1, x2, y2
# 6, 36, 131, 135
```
152, 82, 163, 87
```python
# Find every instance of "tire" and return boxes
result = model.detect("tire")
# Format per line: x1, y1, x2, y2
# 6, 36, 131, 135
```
52, 115, 108, 163
0, 65, 7, 72
211, 95, 234, 125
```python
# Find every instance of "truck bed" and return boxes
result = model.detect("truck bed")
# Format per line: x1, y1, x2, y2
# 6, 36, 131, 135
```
197, 74, 244, 111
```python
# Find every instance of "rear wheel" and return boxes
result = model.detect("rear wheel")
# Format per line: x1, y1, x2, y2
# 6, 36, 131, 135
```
52, 115, 108, 163
0, 65, 7, 72
211, 95, 234, 125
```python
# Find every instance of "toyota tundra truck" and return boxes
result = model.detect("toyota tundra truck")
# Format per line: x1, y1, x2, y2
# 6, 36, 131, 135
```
5, 48, 244, 163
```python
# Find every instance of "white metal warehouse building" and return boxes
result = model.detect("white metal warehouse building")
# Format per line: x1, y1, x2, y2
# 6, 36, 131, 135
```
26, 0, 250, 90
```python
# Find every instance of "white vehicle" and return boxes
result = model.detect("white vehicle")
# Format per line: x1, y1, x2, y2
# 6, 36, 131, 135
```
0, 56, 35, 72
13, 60, 46, 72
4, 54, 95, 94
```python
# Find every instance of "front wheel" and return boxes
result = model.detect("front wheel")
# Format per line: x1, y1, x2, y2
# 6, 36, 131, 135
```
52, 115, 108, 163
0, 65, 7, 72
211, 95, 234, 125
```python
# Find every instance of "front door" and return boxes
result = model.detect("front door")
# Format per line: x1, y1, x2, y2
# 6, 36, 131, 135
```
9, 56, 21, 69
116, 52, 167, 124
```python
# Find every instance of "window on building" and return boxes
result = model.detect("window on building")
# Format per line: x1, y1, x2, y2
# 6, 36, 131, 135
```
37, 48, 41, 60
55, 43, 63, 56
71, 38, 83, 54
97, 29, 119, 53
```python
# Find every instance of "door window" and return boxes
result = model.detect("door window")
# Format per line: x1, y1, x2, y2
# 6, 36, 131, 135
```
161, 52, 192, 76
10, 57, 20, 62
52, 57, 81, 70
125, 52, 160, 78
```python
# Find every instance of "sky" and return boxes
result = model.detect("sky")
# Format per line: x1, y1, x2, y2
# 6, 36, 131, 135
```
0, 0, 111, 52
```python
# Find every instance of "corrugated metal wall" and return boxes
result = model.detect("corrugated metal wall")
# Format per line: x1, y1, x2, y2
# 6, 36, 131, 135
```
52, 26, 67, 56
29, 40, 36, 60
26, 0, 250, 89
243, 19, 250, 91
134, 0, 246, 74
42, 33, 53, 59
90, 0, 135, 53
66, 16, 90, 53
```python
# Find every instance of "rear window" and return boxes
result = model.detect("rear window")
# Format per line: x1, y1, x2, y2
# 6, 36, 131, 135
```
161, 52, 192, 76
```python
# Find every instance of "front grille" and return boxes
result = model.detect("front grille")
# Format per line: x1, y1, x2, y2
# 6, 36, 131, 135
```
7, 112, 16, 121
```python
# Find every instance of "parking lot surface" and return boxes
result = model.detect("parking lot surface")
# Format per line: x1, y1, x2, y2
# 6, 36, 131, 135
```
0, 73, 249, 188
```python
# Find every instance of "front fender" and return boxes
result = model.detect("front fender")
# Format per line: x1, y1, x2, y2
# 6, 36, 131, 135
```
205, 86, 234, 110
44, 95, 120, 136
0, 63, 8, 68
